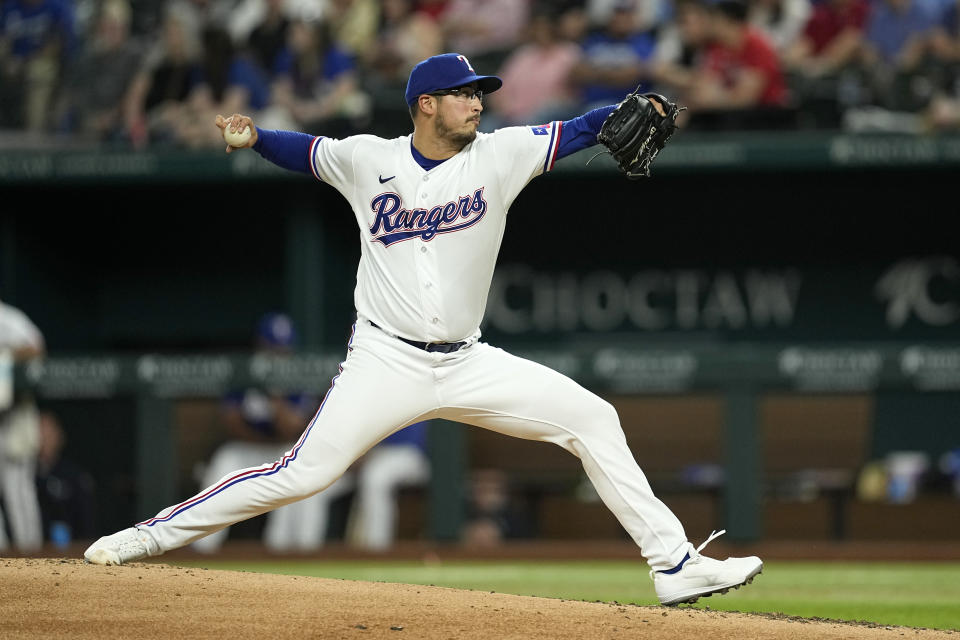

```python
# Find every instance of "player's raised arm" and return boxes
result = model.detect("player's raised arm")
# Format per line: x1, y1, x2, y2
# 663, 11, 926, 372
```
546, 91, 681, 178
215, 113, 316, 175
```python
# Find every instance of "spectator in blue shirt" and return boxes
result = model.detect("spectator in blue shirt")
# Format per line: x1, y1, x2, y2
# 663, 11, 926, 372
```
244, 0, 291, 76
0, 0, 75, 130
569, 0, 657, 111
0, 0, 75, 59
198, 26, 272, 113
919, 0, 960, 128
925, 0, 960, 61
860, 0, 946, 111
262, 15, 369, 136
861, 0, 940, 69
166, 25, 272, 149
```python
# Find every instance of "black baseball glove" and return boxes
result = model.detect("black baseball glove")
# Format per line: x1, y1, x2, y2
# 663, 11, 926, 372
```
596, 89, 685, 179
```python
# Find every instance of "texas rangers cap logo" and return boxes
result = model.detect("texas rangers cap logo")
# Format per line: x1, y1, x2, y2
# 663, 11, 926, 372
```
457, 55, 475, 73
404, 53, 503, 106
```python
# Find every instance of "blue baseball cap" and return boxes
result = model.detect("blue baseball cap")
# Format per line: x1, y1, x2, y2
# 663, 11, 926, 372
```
404, 53, 503, 106
257, 312, 297, 348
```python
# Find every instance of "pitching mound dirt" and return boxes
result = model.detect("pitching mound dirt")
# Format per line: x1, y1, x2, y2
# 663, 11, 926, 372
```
0, 558, 954, 639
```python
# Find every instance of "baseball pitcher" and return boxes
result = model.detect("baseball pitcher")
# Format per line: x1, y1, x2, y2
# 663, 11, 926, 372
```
85, 53, 761, 606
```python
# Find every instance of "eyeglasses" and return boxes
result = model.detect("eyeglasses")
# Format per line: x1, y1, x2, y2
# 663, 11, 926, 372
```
428, 86, 483, 102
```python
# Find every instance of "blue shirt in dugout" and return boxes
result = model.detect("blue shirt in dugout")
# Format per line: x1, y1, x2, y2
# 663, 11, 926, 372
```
381, 420, 429, 452
222, 388, 314, 438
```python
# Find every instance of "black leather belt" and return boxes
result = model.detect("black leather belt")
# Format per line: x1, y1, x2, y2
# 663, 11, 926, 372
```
370, 321, 467, 353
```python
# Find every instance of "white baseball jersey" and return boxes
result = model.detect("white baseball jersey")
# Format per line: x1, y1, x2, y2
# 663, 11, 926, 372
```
307, 124, 564, 343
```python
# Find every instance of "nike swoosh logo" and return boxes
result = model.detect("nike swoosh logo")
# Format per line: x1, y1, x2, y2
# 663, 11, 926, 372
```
379, 175, 395, 184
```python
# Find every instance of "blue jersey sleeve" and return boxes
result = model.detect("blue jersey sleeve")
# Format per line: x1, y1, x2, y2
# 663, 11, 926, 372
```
553, 105, 616, 162
253, 128, 317, 174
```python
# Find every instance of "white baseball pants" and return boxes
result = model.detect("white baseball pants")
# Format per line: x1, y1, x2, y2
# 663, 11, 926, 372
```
139, 318, 691, 570
190, 440, 346, 554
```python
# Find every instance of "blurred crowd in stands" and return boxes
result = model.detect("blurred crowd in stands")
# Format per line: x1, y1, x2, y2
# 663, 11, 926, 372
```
3, 0, 960, 149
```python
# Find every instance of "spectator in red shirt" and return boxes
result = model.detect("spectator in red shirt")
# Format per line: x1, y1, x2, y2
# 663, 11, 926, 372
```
784, 0, 869, 77
416, 0, 450, 22
681, 0, 791, 128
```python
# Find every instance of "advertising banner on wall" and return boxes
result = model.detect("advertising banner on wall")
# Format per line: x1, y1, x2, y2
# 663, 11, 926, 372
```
481, 256, 960, 344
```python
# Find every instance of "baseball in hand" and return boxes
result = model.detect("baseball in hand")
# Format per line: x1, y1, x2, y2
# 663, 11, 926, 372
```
223, 124, 252, 147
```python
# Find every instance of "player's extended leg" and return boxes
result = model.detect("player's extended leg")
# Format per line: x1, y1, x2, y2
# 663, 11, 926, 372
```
439, 343, 761, 604
84, 321, 438, 565
438, 343, 689, 568
190, 441, 287, 553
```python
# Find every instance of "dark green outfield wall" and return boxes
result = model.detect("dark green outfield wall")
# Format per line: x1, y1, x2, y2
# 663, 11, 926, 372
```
3, 163, 957, 352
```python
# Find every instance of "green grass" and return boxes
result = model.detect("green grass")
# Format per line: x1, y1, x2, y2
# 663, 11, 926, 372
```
169, 559, 960, 631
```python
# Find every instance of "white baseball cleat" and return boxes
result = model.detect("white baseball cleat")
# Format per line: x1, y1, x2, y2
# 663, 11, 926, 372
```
651, 530, 763, 606
83, 527, 161, 565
